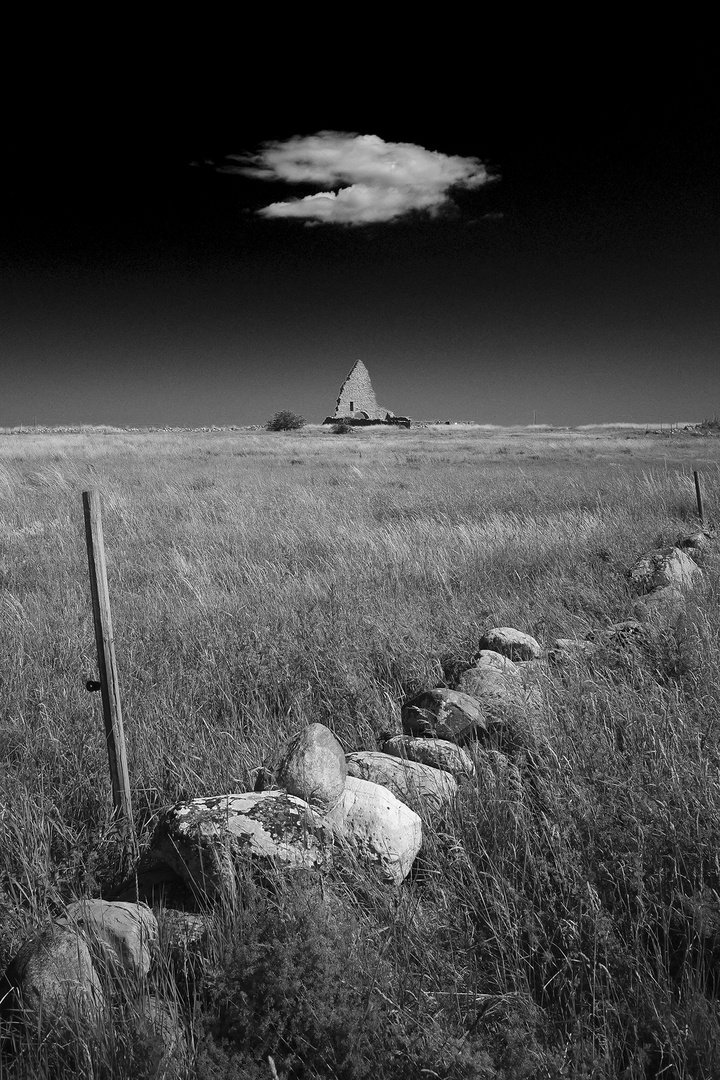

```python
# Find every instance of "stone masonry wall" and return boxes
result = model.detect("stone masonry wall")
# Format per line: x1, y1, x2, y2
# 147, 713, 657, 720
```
334, 360, 386, 419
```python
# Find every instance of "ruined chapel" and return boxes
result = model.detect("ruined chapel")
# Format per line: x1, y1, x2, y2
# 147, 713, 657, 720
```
323, 360, 410, 425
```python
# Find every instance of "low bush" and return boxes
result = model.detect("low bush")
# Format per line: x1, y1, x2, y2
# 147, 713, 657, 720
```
265, 411, 306, 432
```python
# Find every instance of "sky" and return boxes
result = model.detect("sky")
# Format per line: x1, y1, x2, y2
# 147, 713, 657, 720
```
2, 52, 718, 428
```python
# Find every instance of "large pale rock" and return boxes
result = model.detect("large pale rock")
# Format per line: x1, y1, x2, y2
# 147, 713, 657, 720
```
401, 688, 488, 744
345, 751, 458, 807
477, 627, 541, 661
277, 723, 347, 809
382, 735, 475, 779
150, 791, 334, 903
3, 924, 104, 1029
628, 545, 701, 595
327, 776, 421, 884
64, 900, 157, 981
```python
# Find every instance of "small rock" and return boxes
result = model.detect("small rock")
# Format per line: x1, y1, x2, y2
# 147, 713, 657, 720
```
381, 735, 475, 779
327, 776, 422, 884
677, 530, 713, 557
64, 900, 158, 981
628, 546, 702, 595
3, 924, 104, 1030
276, 722, 347, 810
549, 638, 601, 663
471, 649, 519, 672
149, 791, 334, 903
477, 627, 541, 661
401, 688, 489, 744
345, 751, 458, 808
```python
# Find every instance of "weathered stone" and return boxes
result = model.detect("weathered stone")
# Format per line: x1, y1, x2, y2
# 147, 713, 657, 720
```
549, 638, 601, 663
64, 900, 157, 981
628, 545, 701, 595
327, 776, 421, 884
401, 688, 489, 744
139, 995, 188, 1079
478, 627, 541, 661
456, 661, 528, 707
345, 751, 458, 808
3, 924, 104, 1029
381, 735, 476, 779
149, 791, 334, 903
277, 722, 347, 809
677, 530, 713, 556
472, 649, 520, 672
331, 359, 389, 420
634, 583, 688, 617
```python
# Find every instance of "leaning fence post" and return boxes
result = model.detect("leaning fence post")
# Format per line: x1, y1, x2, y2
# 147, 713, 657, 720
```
693, 470, 705, 527
82, 489, 134, 832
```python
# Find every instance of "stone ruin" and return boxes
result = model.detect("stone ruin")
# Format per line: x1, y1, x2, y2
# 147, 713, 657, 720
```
323, 360, 410, 427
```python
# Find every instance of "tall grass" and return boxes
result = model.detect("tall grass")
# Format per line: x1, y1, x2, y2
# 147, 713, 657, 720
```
1, 426, 720, 1077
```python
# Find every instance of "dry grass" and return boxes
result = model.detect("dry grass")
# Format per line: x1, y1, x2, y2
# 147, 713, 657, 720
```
2, 425, 720, 1077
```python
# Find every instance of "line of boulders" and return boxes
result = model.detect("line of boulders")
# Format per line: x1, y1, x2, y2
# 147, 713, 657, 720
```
1, 529, 712, 1075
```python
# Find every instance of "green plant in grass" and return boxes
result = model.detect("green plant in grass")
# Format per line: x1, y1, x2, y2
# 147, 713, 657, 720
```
265, 411, 306, 432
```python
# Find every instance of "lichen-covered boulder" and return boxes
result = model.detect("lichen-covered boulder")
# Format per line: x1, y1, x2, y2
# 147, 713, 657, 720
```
277, 722, 347, 809
2, 924, 104, 1030
628, 546, 701, 595
477, 627, 541, 661
381, 735, 475, 779
149, 792, 334, 903
64, 900, 158, 981
401, 688, 488, 744
327, 776, 421, 884
345, 751, 458, 808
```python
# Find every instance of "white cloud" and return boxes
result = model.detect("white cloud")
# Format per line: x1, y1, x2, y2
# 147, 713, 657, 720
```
222, 131, 492, 225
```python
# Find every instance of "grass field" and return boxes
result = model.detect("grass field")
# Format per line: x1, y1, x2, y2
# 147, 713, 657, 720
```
2, 424, 720, 1078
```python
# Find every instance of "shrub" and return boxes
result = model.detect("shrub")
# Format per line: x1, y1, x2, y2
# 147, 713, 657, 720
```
265, 411, 306, 432
331, 421, 354, 435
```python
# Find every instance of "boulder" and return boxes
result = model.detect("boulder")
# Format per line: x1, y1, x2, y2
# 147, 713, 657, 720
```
634, 584, 688, 618
64, 900, 157, 981
149, 791, 334, 903
276, 723, 347, 809
345, 751, 458, 808
628, 545, 702, 595
401, 688, 489, 744
2, 923, 104, 1030
381, 735, 475, 779
327, 776, 421, 884
477, 627, 541, 661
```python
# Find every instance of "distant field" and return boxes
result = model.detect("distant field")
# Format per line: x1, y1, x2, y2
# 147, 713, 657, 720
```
2, 425, 720, 1077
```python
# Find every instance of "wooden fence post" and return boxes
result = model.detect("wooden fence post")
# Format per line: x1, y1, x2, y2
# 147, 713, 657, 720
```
693, 470, 705, 527
82, 489, 134, 831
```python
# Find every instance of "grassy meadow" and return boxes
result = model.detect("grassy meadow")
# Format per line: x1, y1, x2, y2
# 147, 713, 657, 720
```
2, 423, 720, 1078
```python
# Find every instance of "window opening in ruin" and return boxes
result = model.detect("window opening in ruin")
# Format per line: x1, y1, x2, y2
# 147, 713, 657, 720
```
350, 401, 354, 412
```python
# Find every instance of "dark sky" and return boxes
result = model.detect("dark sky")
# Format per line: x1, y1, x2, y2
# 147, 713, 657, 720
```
2, 54, 718, 427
